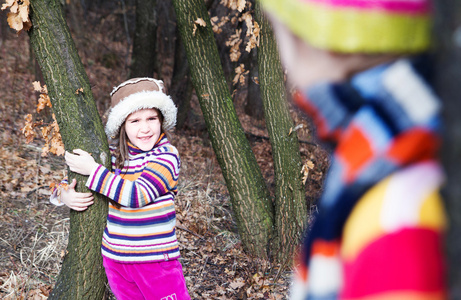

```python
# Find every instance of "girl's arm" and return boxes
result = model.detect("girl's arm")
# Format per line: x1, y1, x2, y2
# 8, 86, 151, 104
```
86, 152, 179, 208
66, 149, 179, 208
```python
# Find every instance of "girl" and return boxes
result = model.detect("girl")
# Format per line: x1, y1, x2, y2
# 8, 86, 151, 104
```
260, 0, 447, 299
51, 77, 190, 300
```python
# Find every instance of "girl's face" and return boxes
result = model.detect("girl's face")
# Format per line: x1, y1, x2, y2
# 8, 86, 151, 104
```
124, 108, 162, 151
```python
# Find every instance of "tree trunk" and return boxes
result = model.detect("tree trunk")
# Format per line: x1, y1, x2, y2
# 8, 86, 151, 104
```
64, 0, 83, 38
255, 2, 307, 262
172, 0, 274, 258
129, 0, 157, 78
244, 48, 265, 120
434, 0, 461, 297
170, 26, 193, 129
28, 0, 110, 299
156, 1, 176, 80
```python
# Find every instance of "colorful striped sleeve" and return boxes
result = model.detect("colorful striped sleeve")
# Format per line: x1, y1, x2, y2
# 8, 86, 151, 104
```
85, 152, 180, 208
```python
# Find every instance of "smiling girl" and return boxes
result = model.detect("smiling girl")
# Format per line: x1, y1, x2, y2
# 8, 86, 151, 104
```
53, 77, 189, 299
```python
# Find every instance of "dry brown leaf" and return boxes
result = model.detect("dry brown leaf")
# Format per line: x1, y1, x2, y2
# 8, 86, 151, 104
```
232, 64, 248, 86
37, 94, 52, 113
210, 15, 229, 34
237, 0, 246, 11
240, 12, 259, 52
18, 0, 29, 22
221, 0, 246, 11
32, 81, 42, 92
229, 41, 242, 62
22, 114, 36, 143
1, 0, 16, 11
226, 29, 243, 62
4, 0, 31, 33
7, 11, 24, 31
210, 16, 221, 34
192, 18, 206, 36
246, 21, 260, 52
194, 18, 206, 27
301, 159, 315, 184
226, 29, 241, 47
229, 277, 245, 289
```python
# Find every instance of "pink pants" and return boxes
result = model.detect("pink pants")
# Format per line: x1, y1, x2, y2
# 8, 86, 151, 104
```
103, 256, 190, 300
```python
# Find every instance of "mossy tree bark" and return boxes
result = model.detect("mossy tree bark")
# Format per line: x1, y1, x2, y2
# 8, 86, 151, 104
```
172, 0, 274, 258
255, 1, 307, 262
28, 0, 110, 299
129, 0, 158, 78
434, 0, 461, 297
173, 0, 308, 262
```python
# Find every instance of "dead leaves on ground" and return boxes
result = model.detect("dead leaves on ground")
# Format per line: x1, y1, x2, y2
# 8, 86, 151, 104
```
1, 272, 52, 300
0, 146, 63, 198
180, 235, 290, 299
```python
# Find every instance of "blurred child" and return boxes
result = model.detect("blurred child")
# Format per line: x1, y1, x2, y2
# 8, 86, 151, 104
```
51, 78, 189, 300
259, 0, 447, 299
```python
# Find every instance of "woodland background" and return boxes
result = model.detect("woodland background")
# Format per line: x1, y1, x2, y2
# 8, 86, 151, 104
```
0, 0, 330, 299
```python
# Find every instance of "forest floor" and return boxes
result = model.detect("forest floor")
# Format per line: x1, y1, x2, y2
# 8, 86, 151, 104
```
0, 7, 329, 299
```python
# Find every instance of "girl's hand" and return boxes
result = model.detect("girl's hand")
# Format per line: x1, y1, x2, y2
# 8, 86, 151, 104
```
60, 178, 94, 211
65, 149, 99, 176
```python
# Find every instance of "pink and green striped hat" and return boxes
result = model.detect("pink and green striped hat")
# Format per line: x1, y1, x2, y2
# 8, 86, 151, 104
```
261, 0, 432, 53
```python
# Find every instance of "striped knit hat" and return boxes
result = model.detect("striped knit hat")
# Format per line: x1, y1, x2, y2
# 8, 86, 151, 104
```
105, 77, 177, 138
260, 0, 432, 53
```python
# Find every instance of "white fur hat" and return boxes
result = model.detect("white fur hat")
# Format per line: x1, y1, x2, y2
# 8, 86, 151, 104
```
105, 77, 177, 138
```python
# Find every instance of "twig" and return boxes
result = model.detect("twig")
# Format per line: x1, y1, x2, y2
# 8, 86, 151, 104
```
22, 232, 39, 298
274, 254, 291, 284
177, 223, 204, 239
26, 185, 49, 197
244, 131, 317, 146
200, 256, 209, 276
33, 151, 42, 204
22, 144, 43, 152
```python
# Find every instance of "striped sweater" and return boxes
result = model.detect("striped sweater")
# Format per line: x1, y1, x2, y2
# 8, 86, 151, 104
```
86, 133, 181, 263
291, 58, 447, 299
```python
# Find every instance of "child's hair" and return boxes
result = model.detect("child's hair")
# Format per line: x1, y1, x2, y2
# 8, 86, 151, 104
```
113, 109, 165, 171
